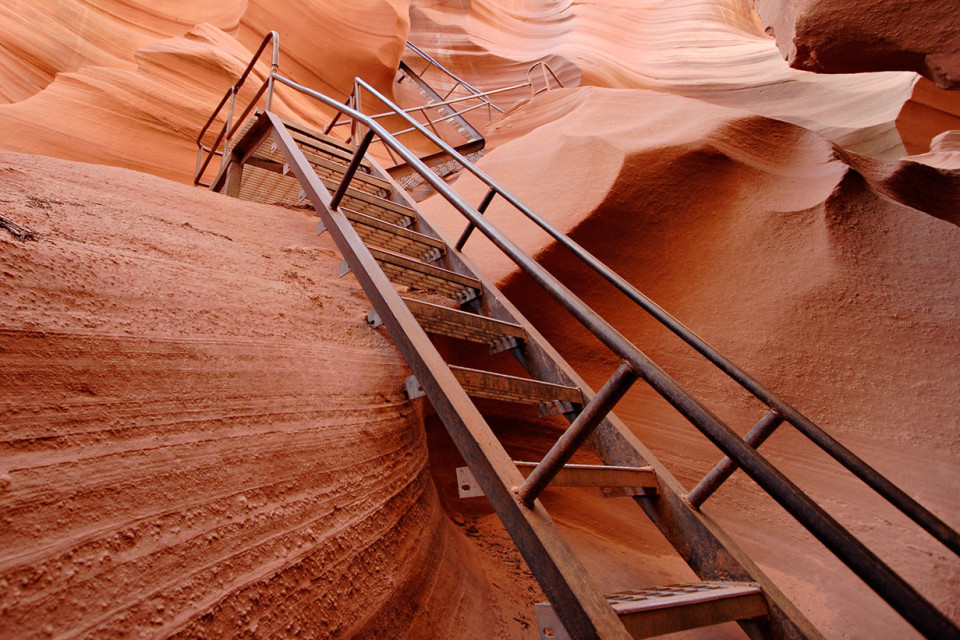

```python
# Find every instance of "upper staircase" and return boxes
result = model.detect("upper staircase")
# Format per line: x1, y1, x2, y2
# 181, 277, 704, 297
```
193, 32, 960, 640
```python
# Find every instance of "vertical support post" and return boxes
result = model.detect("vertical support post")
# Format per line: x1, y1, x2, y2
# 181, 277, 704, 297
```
265, 73, 276, 112
686, 410, 784, 508
224, 154, 243, 197
517, 362, 638, 506
353, 78, 363, 143
194, 146, 205, 185
456, 187, 497, 251
443, 80, 461, 100
330, 130, 375, 211
219, 87, 238, 174
419, 107, 443, 139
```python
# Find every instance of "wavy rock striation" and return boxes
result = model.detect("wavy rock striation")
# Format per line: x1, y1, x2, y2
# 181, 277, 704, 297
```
407, 0, 921, 157
0, 151, 517, 639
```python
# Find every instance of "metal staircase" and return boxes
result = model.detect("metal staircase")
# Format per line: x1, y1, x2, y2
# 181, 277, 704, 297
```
194, 32, 960, 640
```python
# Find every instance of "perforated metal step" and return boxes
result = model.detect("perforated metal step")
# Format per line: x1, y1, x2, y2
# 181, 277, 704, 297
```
536, 582, 768, 640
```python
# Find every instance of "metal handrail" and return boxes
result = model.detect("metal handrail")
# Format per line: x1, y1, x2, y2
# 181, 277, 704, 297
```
265, 72, 956, 638
352, 79, 959, 557
194, 31, 280, 186
330, 46, 564, 163
405, 41, 504, 114
193, 29, 958, 632
526, 60, 565, 97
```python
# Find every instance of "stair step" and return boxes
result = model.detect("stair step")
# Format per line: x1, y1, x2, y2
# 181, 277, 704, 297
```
327, 183, 417, 226
305, 151, 391, 197
244, 141, 388, 199
535, 582, 767, 640
387, 138, 485, 181
267, 111, 357, 154
403, 297, 524, 353
345, 210, 445, 262
369, 247, 480, 303
258, 109, 368, 163
241, 109, 370, 171
449, 365, 582, 414
286, 127, 373, 169
457, 462, 657, 499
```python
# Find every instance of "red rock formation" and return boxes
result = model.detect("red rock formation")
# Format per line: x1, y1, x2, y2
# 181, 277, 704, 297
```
407, 0, 921, 157
0, 0, 958, 638
0, 150, 535, 638
751, 0, 960, 89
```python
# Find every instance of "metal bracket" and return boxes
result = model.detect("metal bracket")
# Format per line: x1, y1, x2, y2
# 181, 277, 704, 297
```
488, 335, 520, 355
455, 287, 480, 305
457, 466, 486, 498
297, 189, 307, 205
537, 400, 579, 418
366, 309, 383, 329
535, 603, 570, 640
421, 248, 443, 264
316, 220, 326, 235
404, 375, 425, 400
338, 260, 351, 277
282, 162, 290, 176
457, 464, 650, 499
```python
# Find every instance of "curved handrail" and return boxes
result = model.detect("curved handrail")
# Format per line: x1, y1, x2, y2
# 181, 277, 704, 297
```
351, 79, 959, 557
526, 60, 565, 96
194, 31, 280, 186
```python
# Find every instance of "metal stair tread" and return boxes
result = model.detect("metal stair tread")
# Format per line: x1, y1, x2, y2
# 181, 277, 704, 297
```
448, 365, 583, 406
257, 109, 361, 155
305, 150, 391, 191
456, 462, 657, 499
244, 138, 389, 197
403, 297, 525, 346
341, 204, 412, 228
286, 127, 373, 168
536, 582, 767, 640
513, 461, 657, 491
318, 176, 418, 219
368, 246, 481, 300
345, 210, 445, 261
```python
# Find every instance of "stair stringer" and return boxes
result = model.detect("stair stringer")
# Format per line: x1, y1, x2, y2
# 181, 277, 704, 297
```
266, 112, 634, 640
264, 111, 823, 640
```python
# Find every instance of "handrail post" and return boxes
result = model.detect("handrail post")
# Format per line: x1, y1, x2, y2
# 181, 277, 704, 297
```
686, 409, 784, 508
330, 130, 375, 210
265, 74, 276, 112
517, 362, 638, 506
194, 146, 204, 185
219, 87, 238, 173
456, 187, 497, 251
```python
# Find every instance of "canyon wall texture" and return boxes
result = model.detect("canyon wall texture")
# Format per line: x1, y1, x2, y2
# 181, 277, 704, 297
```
1, 0, 958, 639
0, 151, 531, 638
751, 0, 960, 88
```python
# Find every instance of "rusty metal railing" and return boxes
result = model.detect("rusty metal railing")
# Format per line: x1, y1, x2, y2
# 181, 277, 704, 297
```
194, 31, 279, 187
351, 77, 959, 557
266, 72, 957, 638
323, 42, 563, 167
